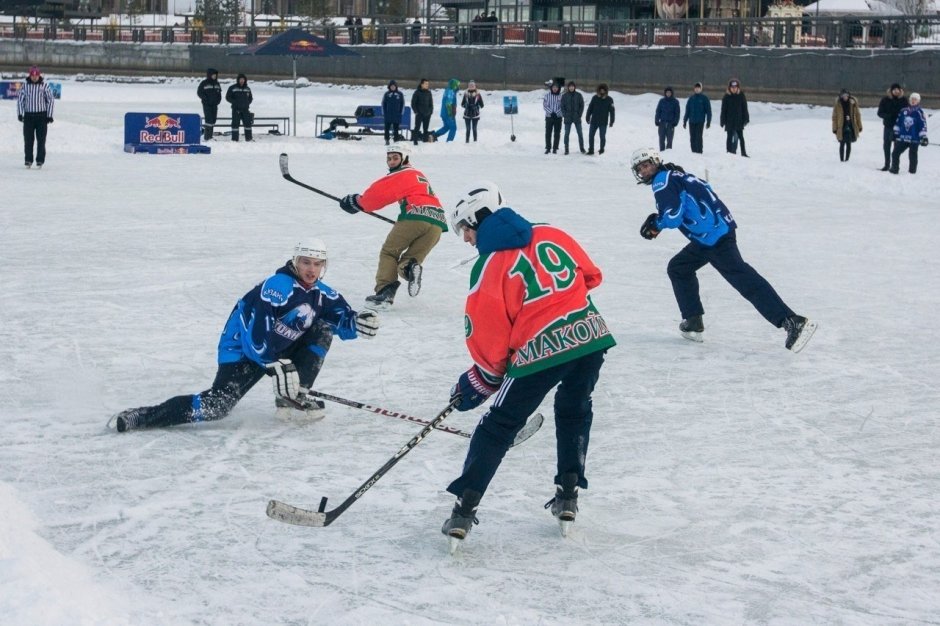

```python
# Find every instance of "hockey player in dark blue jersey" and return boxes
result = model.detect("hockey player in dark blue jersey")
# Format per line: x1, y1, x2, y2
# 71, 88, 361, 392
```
631, 148, 816, 353
112, 239, 380, 432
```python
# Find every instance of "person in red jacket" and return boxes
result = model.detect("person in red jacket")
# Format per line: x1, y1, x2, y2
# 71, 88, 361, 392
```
441, 181, 616, 550
339, 143, 447, 308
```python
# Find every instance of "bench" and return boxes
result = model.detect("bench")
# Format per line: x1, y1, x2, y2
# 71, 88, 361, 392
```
213, 115, 290, 137
315, 105, 412, 141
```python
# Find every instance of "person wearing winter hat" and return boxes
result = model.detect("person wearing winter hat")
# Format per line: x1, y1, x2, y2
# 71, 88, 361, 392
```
561, 80, 586, 154
877, 82, 908, 171
832, 88, 862, 162
225, 73, 253, 142
460, 80, 484, 143
382, 79, 405, 145
197, 68, 222, 141
890, 92, 928, 175
433, 78, 460, 142
720, 78, 749, 157
16, 66, 55, 168
654, 86, 680, 151
683, 82, 712, 154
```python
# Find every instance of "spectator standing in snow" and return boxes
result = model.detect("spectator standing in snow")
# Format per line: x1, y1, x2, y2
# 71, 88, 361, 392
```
543, 80, 563, 154
197, 67, 222, 141
225, 73, 253, 142
411, 78, 434, 144
877, 82, 909, 171
16, 65, 55, 169
382, 79, 405, 145
720, 78, 749, 157
561, 81, 585, 155
585, 83, 615, 155
683, 82, 712, 154
832, 88, 862, 163
655, 86, 681, 151
433, 78, 460, 142
891, 92, 928, 175
461, 80, 484, 143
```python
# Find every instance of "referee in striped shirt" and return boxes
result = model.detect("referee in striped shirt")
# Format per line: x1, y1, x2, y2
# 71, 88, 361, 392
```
17, 66, 55, 169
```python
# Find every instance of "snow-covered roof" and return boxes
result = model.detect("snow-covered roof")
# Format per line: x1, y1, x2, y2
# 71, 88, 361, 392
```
802, 0, 903, 15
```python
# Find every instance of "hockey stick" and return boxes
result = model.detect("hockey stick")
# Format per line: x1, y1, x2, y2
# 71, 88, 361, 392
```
309, 390, 544, 448
279, 153, 396, 225
267, 398, 460, 527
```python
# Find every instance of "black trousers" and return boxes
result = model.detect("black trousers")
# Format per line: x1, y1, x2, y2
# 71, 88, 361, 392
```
688, 122, 705, 153
891, 141, 919, 173
563, 119, 584, 151
657, 123, 675, 150
588, 121, 607, 152
545, 116, 561, 150
202, 103, 218, 140
23, 113, 49, 165
725, 128, 746, 155
667, 232, 794, 328
446, 349, 607, 498
384, 120, 401, 143
464, 117, 479, 142
231, 108, 252, 141
129, 321, 333, 429
882, 125, 894, 168
413, 113, 431, 144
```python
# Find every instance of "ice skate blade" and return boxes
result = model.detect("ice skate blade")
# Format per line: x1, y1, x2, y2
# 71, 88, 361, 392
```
788, 320, 818, 353
558, 519, 573, 537
448, 535, 464, 555
680, 330, 704, 343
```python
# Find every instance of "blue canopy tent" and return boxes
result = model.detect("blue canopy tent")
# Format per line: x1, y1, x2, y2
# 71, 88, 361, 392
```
231, 29, 359, 136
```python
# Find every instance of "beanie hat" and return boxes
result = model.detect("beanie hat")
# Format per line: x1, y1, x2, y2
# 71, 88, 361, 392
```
694, 82, 703, 89
890, 82, 902, 91
388, 79, 397, 88
664, 86, 673, 95
909, 92, 921, 102
728, 78, 740, 88
840, 88, 849, 96
28, 66, 40, 77
468, 80, 476, 89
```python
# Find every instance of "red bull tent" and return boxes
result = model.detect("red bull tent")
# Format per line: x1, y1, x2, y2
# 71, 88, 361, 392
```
230, 28, 359, 136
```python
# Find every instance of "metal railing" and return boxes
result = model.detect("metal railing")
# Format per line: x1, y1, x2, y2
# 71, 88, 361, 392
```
1, 15, 938, 49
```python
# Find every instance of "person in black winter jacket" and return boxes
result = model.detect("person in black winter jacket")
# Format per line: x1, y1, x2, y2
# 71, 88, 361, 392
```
411, 78, 434, 144
876, 83, 909, 171
585, 83, 615, 155
197, 68, 222, 141
720, 78, 749, 157
460, 80, 484, 142
655, 86, 681, 151
683, 82, 712, 154
382, 79, 405, 145
225, 74, 253, 142
561, 81, 585, 154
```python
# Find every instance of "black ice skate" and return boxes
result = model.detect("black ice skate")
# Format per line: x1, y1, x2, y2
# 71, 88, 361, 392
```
544, 472, 579, 537
364, 281, 400, 311
679, 315, 705, 343
113, 408, 141, 433
403, 259, 422, 297
442, 489, 481, 554
783, 315, 818, 353
275, 389, 326, 421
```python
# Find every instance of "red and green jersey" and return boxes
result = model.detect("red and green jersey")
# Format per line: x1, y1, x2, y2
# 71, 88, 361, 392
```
465, 223, 616, 379
357, 165, 448, 231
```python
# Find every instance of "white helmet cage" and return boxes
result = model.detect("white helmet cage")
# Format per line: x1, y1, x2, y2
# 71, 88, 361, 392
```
630, 147, 663, 184
293, 238, 329, 278
451, 181, 503, 235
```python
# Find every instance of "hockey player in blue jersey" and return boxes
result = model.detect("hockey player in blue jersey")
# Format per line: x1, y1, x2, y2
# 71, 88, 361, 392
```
631, 148, 816, 353
111, 239, 380, 432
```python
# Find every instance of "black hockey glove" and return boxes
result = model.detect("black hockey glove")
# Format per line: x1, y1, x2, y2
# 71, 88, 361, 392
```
339, 194, 361, 214
265, 359, 300, 400
354, 310, 379, 339
450, 366, 501, 412
640, 213, 660, 240
920, 137, 929, 147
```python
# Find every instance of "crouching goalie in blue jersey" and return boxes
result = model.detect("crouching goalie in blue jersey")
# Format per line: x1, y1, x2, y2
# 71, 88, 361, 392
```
631, 147, 816, 353
111, 239, 380, 432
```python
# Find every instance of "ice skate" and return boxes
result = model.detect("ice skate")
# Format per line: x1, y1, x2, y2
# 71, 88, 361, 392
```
544, 472, 579, 537
403, 259, 422, 297
783, 315, 817, 353
113, 408, 141, 433
442, 489, 481, 554
275, 389, 326, 421
679, 315, 704, 343
364, 281, 400, 311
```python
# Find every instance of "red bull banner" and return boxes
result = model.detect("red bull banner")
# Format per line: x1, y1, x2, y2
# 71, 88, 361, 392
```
2, 81, 62, 99
123, 112, 210, 154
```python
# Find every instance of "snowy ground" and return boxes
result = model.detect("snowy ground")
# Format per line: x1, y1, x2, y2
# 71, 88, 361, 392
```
1, 77, 938, 625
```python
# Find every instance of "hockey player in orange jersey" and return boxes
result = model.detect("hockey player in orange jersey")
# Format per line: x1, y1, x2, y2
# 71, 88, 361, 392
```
441, 181, 616, 550
339, 143, 447, 309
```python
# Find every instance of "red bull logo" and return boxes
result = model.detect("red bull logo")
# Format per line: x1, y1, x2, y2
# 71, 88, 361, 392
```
289, 39, 323, 53
140, 114, 185, 144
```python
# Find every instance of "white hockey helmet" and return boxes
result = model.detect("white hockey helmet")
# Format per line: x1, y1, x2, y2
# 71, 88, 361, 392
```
630, 147, 663, 184
386, 142, 411, 163
451, 181, 503, 235
293, 238, 329, 277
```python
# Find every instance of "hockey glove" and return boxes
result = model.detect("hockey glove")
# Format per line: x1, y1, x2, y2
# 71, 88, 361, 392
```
640, 213, 660, 240
339, 194, 362, 214
355, 310, 379, 339
450, 365, 501, 412
920, 137, 929, 147
265, 359, 300, 400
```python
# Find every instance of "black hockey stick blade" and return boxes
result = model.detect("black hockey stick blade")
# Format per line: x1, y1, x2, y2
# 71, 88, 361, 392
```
266, 398, 460, 528
278, 153, 395, 225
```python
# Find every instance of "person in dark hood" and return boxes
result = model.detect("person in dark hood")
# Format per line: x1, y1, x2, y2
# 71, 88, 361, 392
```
382, 79, 405, 145
655, 86, 681, 151
877, 83, 909, 171
683, 82, 712, 154
585, 83, 615, 155
17, 65, 55, 168
197, 67, 222, 141
225, 73, 253, 142
560, 81, 585, 154
411, 78, 434, 144
720, 78, 749, 157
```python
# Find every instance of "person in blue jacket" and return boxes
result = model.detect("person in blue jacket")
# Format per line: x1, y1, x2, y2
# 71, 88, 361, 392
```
433, 78, 460, 142
890, 92, 928, 175
110, 240, 380, 432
630, 147, 817, 353
381, 79, 405, 145
683, 82, 712, 154
654, 86, 680, 151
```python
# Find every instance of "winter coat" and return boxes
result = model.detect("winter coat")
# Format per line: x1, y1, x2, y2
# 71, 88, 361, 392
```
586, 95, 615, 126
720, 90, 749, 131
411, 85, 434, 117
197, 68, 222, 106
543, 88, 562, 118
683, 93, 712, 125
461, 90, 484, 119
225, 75, 252, 111
382, 88, 405, 124
831, 96, 862, 142
877, 92, 909, 128
894, 105, 928, 144
560, 89, 585, 122
441, 79, 459, 120
655, 96, 681, 128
